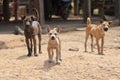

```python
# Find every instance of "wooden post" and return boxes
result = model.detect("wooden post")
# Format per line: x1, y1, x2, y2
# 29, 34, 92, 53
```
83, 0, 91, 22
74, 0, 79, 15
13, 0, 18, 21
30, 0, 45, 26
101, 0, 105, 19
38, 0, 45, 26
3, 0, 10, 22
118, 0, 120, 25
88, 0, 91, 17
115, 0, 119, 18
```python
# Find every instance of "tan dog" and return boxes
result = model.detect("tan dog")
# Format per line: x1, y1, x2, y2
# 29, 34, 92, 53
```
21, 8, 42, 56
85, 17, 111, 55
47, 25, 62, 64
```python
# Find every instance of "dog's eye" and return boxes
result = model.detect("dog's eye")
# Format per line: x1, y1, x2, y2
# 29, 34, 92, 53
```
49, 33, 52, 35
55, 33, 57, 35
103, 24, 105, 26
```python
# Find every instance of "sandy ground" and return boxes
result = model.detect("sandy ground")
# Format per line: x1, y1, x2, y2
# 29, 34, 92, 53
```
0, 26, 120, 80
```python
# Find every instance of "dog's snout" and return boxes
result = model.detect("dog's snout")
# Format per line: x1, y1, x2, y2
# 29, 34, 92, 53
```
26, 21, 31, 26
104, 26, 109, 31
51, 36, 55, 40
104, 27, 108, 31
50, 33, 56, 40
25, 25, 29, 27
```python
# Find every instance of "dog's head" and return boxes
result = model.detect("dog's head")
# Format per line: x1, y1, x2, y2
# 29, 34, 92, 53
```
100, 20, 112, 32
47, 25, 60, 40
21, 15, 36, 32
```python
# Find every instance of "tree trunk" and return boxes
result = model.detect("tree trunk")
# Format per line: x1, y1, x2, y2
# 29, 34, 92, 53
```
115, 0, 119, 18
83, 0, 91, 22
118, 0, 120, 25
3, 0, 10, 22
74, 0, 79, 15
30, 0, 45, 26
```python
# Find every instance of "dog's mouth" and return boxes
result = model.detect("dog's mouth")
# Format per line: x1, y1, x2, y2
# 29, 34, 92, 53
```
25, 24, 31, 28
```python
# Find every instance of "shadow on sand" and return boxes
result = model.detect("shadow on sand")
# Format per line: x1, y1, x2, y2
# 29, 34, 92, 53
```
42, 60, 56, 72
17, 54, 28, 60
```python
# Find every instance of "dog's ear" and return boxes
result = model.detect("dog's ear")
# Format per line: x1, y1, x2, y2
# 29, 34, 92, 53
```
21, 15, 26, 20
100, 19, 104, 23
56, 25, 61, 32
47, 25, 51, 32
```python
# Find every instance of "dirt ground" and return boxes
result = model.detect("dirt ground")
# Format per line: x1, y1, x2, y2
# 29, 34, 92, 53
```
0, 26, 120, 80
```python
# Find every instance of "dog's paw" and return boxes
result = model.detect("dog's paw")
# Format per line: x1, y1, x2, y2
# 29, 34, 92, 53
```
27, 53, 32, 57
85, 50, 88, 52
98, 53, 104, 55
39, 51, 42, 54
59, 59, 62, 61
34, 54, 38, 57
48, 60, 53, 63
56, 60, 61, 65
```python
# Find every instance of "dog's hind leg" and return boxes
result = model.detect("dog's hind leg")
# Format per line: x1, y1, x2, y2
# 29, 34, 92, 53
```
90, 34, 94, 52
59, 45, 62, 61
38, 34, 42, 54
85, 33, 89, 52
30, 38, 33, 53
59, 52, 62, 61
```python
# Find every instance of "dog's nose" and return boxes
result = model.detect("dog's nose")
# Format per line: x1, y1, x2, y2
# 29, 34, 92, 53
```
51, 36, 55, 40
104, 26, 109, 31
25, 25, 29, 27
104, 27, 108, 31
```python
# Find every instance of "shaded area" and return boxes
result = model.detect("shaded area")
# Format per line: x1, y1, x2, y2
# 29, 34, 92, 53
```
0, 21, 23, 34
42, 60, 56, 72
17, 55, 28, 60
0, 41, 8, 49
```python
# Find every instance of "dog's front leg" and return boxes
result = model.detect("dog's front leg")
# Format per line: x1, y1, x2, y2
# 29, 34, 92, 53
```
101, 37, 104, 55
26, 38, 32, 56
47, 48, 53, 63
33, 36, 38, 56
56, 48, 61, 64
38, 34, 42, 54
96, 39, 100, 54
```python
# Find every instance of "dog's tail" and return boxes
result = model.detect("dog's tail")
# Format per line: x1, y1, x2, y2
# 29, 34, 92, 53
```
32, 8, 39, 21
87, 17, 91, 25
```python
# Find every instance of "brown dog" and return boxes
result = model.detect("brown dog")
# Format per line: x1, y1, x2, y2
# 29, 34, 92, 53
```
84, 17, 111, 55
21, 8, 42, 56
47, 25, 62, 64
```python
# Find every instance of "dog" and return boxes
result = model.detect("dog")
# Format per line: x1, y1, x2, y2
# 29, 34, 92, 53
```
84, 17, 111, 55
21, 8, 42, 56
47, 25, 62, 64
